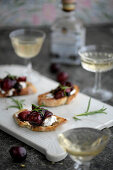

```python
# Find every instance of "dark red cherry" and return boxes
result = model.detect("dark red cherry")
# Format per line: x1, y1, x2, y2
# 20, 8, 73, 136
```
50, 63, 61, 73
1, 78, 16, 91
18, 76, 26, 82
9, 146, 27, 162
54, 90, 64, 99
57, 72, 69, 83
65, 81, 73, 87
28, 111, 43, 125
44, 110, 53, 118
65, 88, 71, 96
18, 110, 30, 121
14, 82, 22, 92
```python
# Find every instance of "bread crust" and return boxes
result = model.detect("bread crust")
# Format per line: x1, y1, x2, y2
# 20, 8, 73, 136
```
13, 109, 67, 132
0, 82, 37, 97
38, 85, 79, 107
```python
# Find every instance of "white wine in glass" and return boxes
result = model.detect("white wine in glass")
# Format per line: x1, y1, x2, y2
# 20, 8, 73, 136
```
58, 127, 111, 170
78, 45, 113, 101
9, 29, 45, 79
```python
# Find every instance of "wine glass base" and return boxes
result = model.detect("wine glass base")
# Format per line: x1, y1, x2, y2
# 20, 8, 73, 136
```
82, 88, 112, 102
67, 161, 90, 170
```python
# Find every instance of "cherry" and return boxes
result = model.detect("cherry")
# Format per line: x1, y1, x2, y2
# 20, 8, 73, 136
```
28, 111, 43, 125
1, 78, 16, 91
17, 76, 26, 82
18, 110, 30, 121
44, 110, 53, 118
65, 81, 73, 87
14, 82, 22, 92
57, 72, 69, 83
65, 88, 71, 96
54, 90, 65, 99
50, 63, 61, 73
9, 146, 27, 162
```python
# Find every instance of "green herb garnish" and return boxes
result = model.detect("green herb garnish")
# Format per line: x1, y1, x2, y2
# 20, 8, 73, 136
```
7, 98, 25, 110
32, 104, 45, 116
7, 74, 17, 80
60, 86, 69, 90
73, 98, 107, 120
5, 72, 17, 80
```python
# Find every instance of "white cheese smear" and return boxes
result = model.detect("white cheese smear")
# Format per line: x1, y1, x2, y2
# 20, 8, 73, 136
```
6, 88, 15, 96
0, 88, 5, 94
70, 89, 76, 95
19, 82, 26, 89
43, 116, 57, 127
46, 93, 53, 99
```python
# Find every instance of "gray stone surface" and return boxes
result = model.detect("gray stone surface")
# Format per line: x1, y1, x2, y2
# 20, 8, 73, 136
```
0, 26, 113, 170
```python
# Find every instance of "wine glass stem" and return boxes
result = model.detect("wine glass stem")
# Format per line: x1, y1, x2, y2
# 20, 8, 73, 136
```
93, 72, 101, 92
25, 59, 32, 77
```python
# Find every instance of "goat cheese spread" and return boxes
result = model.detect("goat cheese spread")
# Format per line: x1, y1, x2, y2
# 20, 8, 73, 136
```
70, 89, 76, 95
43, 116, 57, 127
0, 88, 5, 94
46, 93, 53, 99
19, 82, 26, 89
6, 88, 15, 96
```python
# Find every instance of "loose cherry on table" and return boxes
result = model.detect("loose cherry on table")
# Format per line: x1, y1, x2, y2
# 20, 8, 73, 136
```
50, 63, 61, 73
9, 146, 27, 162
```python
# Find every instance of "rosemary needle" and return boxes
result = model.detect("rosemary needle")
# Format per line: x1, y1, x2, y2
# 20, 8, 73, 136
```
7, 98, 25, 110
73, 98, 107, 120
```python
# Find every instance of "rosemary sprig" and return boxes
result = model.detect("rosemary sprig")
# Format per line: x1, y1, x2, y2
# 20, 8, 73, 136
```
60, 86, 69, 90
32, 104, 45, 116
73, 98, 107, 120
73, 117, 81, 121
5, 72, 17, 80
7, 98, 25, 110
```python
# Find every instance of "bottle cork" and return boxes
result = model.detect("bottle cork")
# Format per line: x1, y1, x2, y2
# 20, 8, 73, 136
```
61, 0, 76, 12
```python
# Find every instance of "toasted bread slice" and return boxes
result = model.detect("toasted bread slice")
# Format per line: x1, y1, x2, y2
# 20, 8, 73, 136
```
0, 82, 37, 97
38, 85, 79, 107
13, 109, 67, 132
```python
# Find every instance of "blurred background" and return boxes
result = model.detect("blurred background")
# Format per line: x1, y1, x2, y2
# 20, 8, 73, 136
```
0, 0, 113, 27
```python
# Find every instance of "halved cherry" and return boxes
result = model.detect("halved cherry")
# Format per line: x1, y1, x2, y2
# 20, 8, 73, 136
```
57, 72, 69, 83
44, 110, 53, 119
1, 78, 16, 91
54, 90, 65, 99
17, 76, 26, 82
18, 110, 30, 121
28, 111, 43, 125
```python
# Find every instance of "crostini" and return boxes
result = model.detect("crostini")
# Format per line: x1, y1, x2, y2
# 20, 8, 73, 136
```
13, 104, 67, 132
38, 81, 79, 107
0, 74, 37, 97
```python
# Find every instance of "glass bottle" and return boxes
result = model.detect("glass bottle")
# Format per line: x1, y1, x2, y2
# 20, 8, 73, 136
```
50, 0, 86, 65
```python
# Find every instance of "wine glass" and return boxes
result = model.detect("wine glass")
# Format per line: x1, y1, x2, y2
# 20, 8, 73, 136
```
58, 127, 111, 170
78, 45, 113, 101
9, 29, 45, 80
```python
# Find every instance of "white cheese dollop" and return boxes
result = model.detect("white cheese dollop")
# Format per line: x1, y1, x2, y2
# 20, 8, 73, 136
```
70, 89, 76, 95
6, 88, 15, 96
19, 82, 26, 89
46, 93, 53, 99
0, 88, 5, 94
43, 116, 57, 127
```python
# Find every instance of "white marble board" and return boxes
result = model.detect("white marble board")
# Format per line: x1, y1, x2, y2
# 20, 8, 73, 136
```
0, 65, 113, 162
